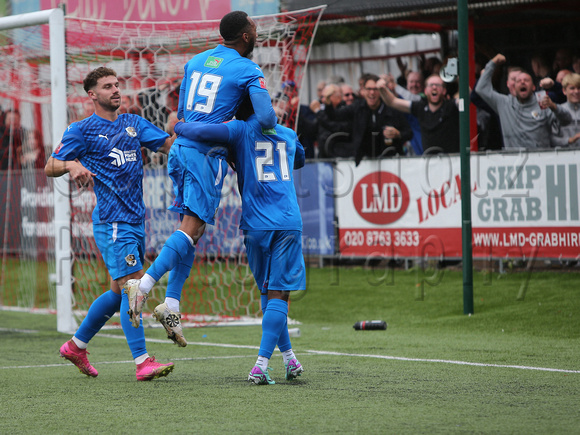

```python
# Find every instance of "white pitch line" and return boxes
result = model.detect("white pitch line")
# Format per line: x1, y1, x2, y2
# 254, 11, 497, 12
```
1, 333, 578, 374
303, 350, 580, 374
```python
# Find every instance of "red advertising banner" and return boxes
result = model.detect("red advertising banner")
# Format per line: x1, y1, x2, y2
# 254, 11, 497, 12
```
336, 150, 580, 260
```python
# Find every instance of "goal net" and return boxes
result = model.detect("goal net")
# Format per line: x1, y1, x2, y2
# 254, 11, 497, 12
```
0, 7, 325, 331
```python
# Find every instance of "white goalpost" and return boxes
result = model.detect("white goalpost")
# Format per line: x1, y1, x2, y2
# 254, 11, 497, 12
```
0, 8, 74, 333
0, 7, 325, 333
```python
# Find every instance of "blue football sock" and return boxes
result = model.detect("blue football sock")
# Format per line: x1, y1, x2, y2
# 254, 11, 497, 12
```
120, 289, 147, 359
146, 231, 192, 282
165, 244, 196, 301
258, 298, 288, 359
75, 289, 121, 344
260, 293, 268, 313
277, 317, 292, 353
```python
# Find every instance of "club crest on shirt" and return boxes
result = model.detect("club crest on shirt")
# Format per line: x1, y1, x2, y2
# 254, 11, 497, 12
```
125, 126, 137, 137
531, 110, 540, 119
125, 254, 137, 267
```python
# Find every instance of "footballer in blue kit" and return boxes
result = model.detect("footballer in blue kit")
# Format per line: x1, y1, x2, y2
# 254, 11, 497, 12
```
124, 11, 278, 348
174, 97, 306, 384
46, 67, 176, 381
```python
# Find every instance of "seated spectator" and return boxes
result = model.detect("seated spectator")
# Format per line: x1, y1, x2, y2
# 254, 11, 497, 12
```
340, 83, 357, 106
323, 74, 412, 163
378, 74, 459, 154
475, 54, 571, 149
548, 72, 580, 147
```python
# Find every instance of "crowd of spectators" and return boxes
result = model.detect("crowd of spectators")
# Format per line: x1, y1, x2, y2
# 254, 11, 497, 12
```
2, 48, 579, 171
281, 47, 580, 162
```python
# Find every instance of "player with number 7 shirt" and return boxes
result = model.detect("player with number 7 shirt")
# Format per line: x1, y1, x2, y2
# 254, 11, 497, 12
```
122, 11, 277, 346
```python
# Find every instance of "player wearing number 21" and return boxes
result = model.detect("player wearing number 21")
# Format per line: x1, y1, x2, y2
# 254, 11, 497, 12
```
175, 97, 306, 384
122, 11, 278, 347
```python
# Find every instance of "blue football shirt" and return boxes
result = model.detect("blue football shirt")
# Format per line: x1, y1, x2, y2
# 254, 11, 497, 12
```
225, 115, 304, 231
52, 113, 169, 224
176, 45, 271, 156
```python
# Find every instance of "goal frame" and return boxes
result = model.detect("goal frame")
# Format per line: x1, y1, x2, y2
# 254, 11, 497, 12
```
0, 7, 73, 333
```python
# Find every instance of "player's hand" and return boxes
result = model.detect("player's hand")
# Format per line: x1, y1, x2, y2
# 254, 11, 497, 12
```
68, 161, 95, 188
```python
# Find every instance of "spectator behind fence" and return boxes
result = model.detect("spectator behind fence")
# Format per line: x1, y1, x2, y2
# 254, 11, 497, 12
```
20, 129, 46, 169
553, 47, 573, 75
273, 80, 298, 127
340, 83, 357, 106
470, 60, 516, 151
573, 53, 580, 74
323, 74, 412, 164
0, 109, 28, 170
378, 74, 459, 154
540, 69, 572, 105
392, 71, 424, 155
547, 73, 580, 147
315, 83, 351, 158
531, 52, 553, 87
475, 54, 571, 149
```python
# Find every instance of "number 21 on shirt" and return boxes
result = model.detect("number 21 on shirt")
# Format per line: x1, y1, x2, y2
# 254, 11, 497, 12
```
186, 71, 222, 114
256, 141, 290, 182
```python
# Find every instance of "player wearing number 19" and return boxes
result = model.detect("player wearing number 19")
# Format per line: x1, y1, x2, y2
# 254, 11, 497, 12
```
175, 98, 306, 384
122, 11, 277, 346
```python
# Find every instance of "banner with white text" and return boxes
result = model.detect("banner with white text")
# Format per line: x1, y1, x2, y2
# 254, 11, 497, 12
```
335, 150, 580, 259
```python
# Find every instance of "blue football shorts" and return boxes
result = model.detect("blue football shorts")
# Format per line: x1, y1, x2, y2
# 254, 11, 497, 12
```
167, 144, 228, 225
243, 229, 306, 293
93, 221, 145, 281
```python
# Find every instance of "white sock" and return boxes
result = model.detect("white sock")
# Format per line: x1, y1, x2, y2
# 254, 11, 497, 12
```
72, 336, 88, 350
139, 273, 156, 294
256, 355, 269, 371
165, 297, 180, 313
282, 349, 296, 365
135, 353, 150, 365
178, 229, 195, 247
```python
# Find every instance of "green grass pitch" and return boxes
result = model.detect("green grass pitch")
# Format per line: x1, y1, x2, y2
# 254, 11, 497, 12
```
1, 267, 579, 433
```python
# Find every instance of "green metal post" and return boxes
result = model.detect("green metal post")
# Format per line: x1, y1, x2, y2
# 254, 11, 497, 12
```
458, 0, 474, 314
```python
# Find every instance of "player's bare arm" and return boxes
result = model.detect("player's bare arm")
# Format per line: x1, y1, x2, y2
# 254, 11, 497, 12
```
157, 133, 177, 154
44, 155, 96, 188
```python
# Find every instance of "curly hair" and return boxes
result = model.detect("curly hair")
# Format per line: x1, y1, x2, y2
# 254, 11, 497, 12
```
83, 67, 117, 93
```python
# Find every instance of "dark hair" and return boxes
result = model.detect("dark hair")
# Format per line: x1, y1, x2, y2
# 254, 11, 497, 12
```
220, 11, 250, 41
83, 67, 117, 93
234, 95, 254, 121
363, 74, 380, 87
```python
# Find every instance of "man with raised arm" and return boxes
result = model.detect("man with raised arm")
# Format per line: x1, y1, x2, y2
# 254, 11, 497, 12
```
46, 67, 175, 381
474, 53, 571, 149
377, 74, 459, 154
123, 11, 277, 347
